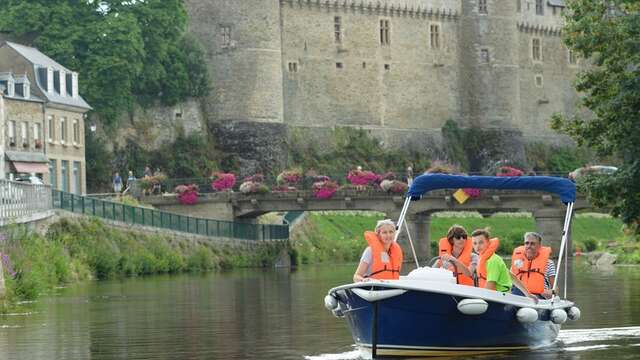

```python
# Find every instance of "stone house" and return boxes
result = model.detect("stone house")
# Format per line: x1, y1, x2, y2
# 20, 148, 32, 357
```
0, 41, 91, 194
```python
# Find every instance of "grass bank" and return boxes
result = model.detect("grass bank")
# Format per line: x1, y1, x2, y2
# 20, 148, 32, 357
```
0, 217, 288, 311
291, 212, 631, 264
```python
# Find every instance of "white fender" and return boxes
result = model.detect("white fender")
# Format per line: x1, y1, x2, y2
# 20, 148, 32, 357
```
324, 294, 338, 311
516, 307, 538, 323
457, 298, 488, 315
352, 288, 407, 302
551, 308, 568, 324
567, 306, 581, 321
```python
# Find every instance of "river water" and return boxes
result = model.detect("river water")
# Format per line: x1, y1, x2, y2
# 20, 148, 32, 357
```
1, 259, 639, 360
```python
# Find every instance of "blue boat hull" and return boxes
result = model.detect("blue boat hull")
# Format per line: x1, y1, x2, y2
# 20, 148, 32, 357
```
335, 286, 560, 357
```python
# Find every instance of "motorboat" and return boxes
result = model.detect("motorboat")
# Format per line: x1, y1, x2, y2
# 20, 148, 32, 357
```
324, 174, 581, 358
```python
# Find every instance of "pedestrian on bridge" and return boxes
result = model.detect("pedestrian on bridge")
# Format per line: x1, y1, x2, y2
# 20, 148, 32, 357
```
113, 172, 122, 195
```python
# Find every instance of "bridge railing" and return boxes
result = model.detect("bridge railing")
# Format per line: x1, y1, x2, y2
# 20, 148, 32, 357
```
1, 179, 52, 224
52, 190, 289, 241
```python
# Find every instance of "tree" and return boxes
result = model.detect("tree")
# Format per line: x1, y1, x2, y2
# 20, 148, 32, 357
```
551, 1, 640, 232
0, 0, 209, 128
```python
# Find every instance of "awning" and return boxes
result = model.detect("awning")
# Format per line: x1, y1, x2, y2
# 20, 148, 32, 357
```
12, 161, 49, 174
5, 151, 49, 163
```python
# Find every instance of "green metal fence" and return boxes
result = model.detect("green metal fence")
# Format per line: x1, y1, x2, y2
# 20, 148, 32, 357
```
52, 190, 289, 241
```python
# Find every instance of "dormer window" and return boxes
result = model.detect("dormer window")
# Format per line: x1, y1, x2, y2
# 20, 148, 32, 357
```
47, 67, 54, 94
54, 70, 61, 94
59, 70, 66, 97
0, 72, 15, 96
15, 74, 30, 98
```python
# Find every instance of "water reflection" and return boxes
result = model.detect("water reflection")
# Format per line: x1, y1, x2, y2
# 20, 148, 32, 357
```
0, 259, 638, 360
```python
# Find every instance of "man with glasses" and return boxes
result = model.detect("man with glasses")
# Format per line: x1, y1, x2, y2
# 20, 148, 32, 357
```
510, 232, 556, 299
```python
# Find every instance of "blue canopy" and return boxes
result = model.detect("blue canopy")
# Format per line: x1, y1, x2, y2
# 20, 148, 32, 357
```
407, 174, 576, 203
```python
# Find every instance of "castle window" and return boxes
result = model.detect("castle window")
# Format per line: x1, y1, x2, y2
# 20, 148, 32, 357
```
532, 38, 541, 61
362, 62, 366, 69
535, 0, 544, 15
220, 25, 231, 47
535, 74, 543, 88
516, 0, 521, 13
334, 16, 342, 44
430, 24, 440, 49
288, 62, 298, 72
336, 62, 343, 69
384, 64, 390, 70
380, 19, 390, 46
479, 0, 488, 14
480, 48, 490, 63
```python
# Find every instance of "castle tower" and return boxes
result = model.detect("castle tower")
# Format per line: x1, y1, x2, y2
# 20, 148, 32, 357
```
458, 0, 521, 129
185, 0, 287, 174
185, 0, 285, 123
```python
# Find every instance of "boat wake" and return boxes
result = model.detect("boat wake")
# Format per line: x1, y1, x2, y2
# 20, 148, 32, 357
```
305, 326, 640, 359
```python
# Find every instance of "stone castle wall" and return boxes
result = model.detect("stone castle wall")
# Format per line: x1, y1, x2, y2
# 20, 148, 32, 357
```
178, 0, 581, 169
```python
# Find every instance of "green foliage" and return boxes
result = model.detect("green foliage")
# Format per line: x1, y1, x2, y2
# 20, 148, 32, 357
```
441, 120, 468, 170
85, 130, 115, 192
1, 217, 291, 310
111, 132, 218, 184
525, 142, 593, 173
552, 1, 640, 232
289, 127, 430, 176
0, 0, 210, 128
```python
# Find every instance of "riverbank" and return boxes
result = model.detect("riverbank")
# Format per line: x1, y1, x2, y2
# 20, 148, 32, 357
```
290, 212, 634, 264
0, 217, 288, 312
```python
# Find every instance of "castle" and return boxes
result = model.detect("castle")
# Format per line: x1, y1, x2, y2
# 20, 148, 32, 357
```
183, 0, 580, 170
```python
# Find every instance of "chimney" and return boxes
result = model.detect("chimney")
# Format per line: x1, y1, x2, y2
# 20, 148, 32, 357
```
47, 67, 54, 94
59, 70, 66, 97
72, 72, 78, 98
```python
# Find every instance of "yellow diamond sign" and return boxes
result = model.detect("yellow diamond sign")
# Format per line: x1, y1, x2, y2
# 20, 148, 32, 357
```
453, 189, 470, 204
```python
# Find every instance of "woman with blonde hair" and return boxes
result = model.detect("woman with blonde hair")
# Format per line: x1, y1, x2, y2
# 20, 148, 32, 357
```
353, 219, 403, 282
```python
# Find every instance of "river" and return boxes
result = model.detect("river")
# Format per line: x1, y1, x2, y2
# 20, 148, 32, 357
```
1, 259, 639, 359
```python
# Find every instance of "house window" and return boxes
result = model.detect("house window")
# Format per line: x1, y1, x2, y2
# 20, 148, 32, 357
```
535, 74, 543, 87
535, 0, 544, 15
288, 62, 298, 72
73, 119, 80, 144
430, 24, 440, 49
21, 122, 28, 147
34, 123, 42, 149
60, 117, 67, 144
479, 0, 488, 14
221, 25, 231, 47
480, 48, 490, 63
47, 115, 56, 142
380, 19, 390, 45
73, 161, 81, 195
568, 50, 577, 65
334, 16, 342, 43
8, 120, 16, 145
516, 0, 521, 13
61, 160, 69, 192
532, 38, 541, 61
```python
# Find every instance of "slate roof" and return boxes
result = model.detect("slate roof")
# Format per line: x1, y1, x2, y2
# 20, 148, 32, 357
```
4, 41, 91, 111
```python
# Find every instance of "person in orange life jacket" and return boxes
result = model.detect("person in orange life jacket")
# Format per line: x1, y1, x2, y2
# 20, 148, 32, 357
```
510, 232, 556, 299
436, 225, 477, 286
472, 229, 534, 299
353, 219, 403, 282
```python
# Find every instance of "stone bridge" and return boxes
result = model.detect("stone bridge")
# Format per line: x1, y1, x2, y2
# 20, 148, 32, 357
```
145, 189, 592, 261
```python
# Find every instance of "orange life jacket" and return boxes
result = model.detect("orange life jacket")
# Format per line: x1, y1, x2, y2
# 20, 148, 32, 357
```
438, 237, 474, 286
364, 231, 403, 280
476, 238, 500, 288
510, 245, 552, 295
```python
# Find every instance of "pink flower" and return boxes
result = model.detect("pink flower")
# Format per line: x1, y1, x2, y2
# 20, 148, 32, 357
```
211, 172, 236, 191
313, 180, 338, 199
347, 169, 379, 186
496, 166, 524, 177
463, 188, 481, 198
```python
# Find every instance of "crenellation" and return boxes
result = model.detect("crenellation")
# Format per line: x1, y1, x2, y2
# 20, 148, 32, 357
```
282, 0, 458, 20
